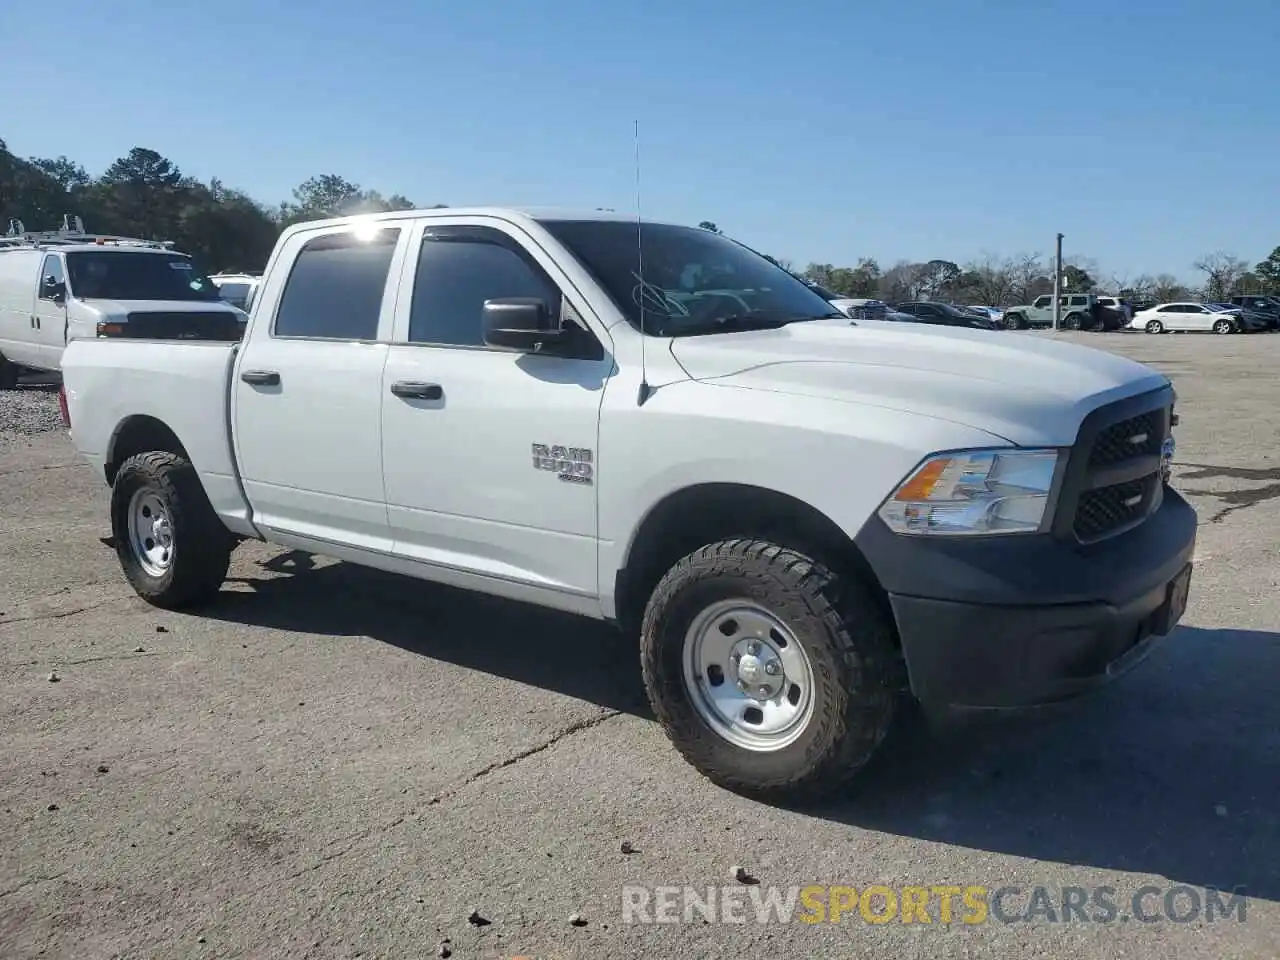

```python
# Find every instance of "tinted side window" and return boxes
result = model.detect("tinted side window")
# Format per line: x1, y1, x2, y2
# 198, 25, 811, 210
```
274, 227, 400, 339
40, 254, 64, 299
408, 231, 561, 346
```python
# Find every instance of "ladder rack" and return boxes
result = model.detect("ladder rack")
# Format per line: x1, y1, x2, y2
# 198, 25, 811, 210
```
1, 214, 175, 251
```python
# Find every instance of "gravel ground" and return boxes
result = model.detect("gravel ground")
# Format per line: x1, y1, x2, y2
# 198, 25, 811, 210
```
1, 332, 1277, 960
0, 374, 63, 442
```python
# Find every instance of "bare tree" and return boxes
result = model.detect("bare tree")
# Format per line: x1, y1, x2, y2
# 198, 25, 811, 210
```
1193, 252, 1249, 301
961, 253, 1017, 307
1152, 273, 1192, 302
1124, 275, 1157, 298
1006, 253, 1048, 304
877, 261, 936, 302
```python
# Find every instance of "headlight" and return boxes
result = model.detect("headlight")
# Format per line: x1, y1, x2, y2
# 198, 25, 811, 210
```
878, 449, 1060, 536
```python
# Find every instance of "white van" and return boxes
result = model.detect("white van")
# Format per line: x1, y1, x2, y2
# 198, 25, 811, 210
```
0, 220, 245, 388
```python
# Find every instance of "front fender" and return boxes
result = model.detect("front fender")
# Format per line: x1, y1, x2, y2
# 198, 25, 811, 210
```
595, 380, 1006, 612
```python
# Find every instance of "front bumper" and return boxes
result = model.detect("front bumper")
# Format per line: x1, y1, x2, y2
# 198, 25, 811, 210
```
854, 486, 1198, 708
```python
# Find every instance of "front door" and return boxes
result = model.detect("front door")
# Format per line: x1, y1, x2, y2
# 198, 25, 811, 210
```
34, 253, 68, 368
231, 221, 410, 551
380, 220, 612, 608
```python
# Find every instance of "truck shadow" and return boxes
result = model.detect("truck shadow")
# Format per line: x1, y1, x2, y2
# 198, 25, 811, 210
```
207, 552, 1279, 905
217, 551, 653, 718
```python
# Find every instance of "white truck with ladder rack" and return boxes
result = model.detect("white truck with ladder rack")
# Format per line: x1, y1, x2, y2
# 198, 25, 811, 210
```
0, 216, 245, 388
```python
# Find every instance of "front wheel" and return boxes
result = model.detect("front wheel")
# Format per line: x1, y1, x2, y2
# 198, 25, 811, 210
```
1213, 319, 1235, 334
640, 538, 900, 801
1003, 313, 1025, 330
110, 451, 234, 608
1145, 319, 1164, 334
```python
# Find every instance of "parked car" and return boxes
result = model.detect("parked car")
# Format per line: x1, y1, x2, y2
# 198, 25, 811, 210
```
1132, 302, 1264, 334
799, 280, 884, 320
966, 305, 1005, 325
1229, 296, 1280, 330
893, 301, 999, 329
1001, 294, 1098, 330
210, 272, 262, 313
59, 206, 1195, 801
1094, 296, 1132, 326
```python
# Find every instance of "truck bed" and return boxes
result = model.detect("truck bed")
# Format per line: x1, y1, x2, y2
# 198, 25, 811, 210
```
60, 337, 252, 530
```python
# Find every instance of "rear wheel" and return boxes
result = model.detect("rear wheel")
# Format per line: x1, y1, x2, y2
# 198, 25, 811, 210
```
1213, 318, 1235, 334
1145, 319, 1164, 334
110, 451, 234, 608
1063, 312, 1085, 330
640, 538, 900, 801
0, 353, 20, 390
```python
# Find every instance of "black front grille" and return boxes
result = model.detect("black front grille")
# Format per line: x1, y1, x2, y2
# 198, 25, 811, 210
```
1089, 410, 1162, 466
1074, 476, 1158, 540
122, 311, 244, 341
1061, 389, 1172, 544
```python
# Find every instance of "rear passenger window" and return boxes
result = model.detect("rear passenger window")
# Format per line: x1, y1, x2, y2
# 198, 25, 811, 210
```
408, 228, 562, 346
273, 227, 400, 339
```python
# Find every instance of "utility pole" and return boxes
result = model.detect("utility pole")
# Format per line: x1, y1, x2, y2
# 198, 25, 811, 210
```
1051, 232, 1064, 330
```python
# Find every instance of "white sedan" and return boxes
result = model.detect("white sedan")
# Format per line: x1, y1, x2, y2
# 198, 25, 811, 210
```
1131, 301, 1252, 334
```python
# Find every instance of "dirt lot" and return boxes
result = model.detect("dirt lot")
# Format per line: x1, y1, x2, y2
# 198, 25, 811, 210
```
2, 331, 1277, 959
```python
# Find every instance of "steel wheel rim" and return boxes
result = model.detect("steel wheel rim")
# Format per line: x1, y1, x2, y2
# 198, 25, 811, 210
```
127, 487, 174, 577
681, 599, 816, 752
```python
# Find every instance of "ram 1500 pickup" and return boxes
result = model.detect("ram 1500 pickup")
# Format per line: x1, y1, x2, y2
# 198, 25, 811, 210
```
59, 208, 1197, 800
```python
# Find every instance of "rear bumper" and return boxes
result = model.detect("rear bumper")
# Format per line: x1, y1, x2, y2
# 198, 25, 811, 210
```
854, 486, 1197, 708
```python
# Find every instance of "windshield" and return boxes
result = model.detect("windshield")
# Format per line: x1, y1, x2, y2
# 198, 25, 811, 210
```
537, 219, 844, 336
65, 251, 223, 302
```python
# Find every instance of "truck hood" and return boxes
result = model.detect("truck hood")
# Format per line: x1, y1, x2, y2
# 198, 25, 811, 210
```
668, 319, 1169, 446
76, 299, 239, 315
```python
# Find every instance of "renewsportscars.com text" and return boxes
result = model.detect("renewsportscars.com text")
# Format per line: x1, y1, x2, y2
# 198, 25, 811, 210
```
621, 884, 1249, 926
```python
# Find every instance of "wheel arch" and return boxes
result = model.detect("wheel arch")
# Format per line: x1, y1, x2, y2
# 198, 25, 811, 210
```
105, 415, 190, 486
613, 481, 891, 637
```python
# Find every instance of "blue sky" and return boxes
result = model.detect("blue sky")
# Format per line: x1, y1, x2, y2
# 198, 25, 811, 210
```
3, 0, 1277, 282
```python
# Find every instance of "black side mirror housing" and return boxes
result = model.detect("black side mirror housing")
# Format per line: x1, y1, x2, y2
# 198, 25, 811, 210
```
481, 297, 563, 352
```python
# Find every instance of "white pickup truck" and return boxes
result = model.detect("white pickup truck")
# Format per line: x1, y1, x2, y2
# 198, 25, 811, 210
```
60, 207, 1197, 800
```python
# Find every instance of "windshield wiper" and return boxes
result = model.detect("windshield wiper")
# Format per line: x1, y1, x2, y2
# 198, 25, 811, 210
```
670, 313, 842, 337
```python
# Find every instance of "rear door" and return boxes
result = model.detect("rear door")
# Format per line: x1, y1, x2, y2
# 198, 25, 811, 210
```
231, 221, 411, 551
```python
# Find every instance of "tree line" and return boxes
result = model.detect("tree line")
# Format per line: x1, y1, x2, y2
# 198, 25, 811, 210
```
0, 138, 444, 274
4, 138, 1277, 305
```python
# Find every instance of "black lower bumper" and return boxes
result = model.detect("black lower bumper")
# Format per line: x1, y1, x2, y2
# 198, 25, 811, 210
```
855, 487, 1198, 708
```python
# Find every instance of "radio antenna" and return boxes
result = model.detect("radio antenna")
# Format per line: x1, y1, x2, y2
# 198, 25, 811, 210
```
634, 119, 652, 406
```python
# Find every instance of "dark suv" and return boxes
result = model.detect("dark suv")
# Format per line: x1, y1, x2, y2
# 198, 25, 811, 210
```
1229, 296, 1280, 330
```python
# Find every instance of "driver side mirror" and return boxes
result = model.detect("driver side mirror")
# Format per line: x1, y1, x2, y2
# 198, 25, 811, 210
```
481, 297, 564, 352
42, 275, 66, 302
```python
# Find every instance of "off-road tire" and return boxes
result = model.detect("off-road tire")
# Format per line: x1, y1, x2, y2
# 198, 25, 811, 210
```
640, 538, 900, 801
110, 451, 233, 608
0, 353, 20, 390
1003, 312, 1025, 330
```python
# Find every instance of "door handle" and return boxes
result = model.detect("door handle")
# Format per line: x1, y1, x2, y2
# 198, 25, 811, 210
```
390, 380, 443, 401
240, 369, 281, 386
